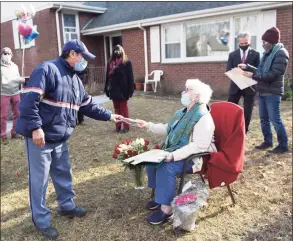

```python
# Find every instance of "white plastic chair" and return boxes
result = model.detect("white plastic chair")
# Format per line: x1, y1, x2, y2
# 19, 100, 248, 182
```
144, 70, 163, 92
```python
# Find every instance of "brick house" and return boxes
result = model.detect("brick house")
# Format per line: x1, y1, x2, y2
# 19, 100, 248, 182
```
1, 1, 292, 96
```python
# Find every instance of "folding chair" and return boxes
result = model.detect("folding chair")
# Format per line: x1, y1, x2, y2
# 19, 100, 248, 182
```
144, 70, 163, 92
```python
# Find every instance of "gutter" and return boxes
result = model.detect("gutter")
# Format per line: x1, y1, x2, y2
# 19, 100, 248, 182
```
52, 3, 106, 13
138, 23, 148, 92
81, 1, 291, 35
55, 6, 63, 55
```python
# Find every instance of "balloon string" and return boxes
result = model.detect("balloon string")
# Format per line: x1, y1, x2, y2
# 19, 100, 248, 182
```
21, 47, 25, 76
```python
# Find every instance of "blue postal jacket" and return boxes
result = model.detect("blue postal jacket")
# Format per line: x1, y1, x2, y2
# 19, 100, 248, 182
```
16, 57, 111, 143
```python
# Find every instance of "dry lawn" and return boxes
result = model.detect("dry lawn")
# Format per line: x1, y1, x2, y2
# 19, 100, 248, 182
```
1, 96, 292, 241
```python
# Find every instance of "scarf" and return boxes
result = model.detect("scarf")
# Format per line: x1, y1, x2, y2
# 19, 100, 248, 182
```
108, 58, 122, 77
162, 103, 209, 152
1, 59, 11, 66
256, 43, 283, 76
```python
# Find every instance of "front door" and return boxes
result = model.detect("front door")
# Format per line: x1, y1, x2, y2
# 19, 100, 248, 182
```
105, 34, 122, 61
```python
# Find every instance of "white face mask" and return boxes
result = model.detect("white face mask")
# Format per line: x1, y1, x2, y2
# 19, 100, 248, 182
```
2, 54, 12, 63
181, 93, 191, 107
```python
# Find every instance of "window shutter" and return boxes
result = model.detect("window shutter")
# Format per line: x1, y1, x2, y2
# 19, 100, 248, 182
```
150, 26, 160, 63
12, 20, 20, 49
261, 10, 277, 36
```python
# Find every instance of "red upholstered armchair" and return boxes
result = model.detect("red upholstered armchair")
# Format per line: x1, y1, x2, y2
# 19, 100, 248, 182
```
178, 101, 246, 204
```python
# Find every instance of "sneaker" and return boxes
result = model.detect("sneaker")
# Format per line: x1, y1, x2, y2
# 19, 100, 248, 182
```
268, 146, 289, 154
255, 142, 273, 150
1, 138, 8, 145
11, 133, 24, 139
58, 207, 87, 219
36, 226, 59, 240
146, 200, 161, 210
146, 209, 173, 225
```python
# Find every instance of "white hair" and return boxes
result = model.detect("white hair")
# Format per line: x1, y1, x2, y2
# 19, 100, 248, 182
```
185, 79, 213, 104
238, 31, 251, 40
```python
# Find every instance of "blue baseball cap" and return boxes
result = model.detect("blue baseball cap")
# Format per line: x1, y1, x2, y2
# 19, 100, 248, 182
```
62, 40, 96, 61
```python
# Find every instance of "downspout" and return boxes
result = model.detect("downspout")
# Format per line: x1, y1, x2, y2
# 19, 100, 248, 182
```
138, 23, 148, 92
55, 6, 63, 55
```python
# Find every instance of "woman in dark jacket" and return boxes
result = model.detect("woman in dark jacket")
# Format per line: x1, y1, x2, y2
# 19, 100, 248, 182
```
104, 45, 134, 133
240, 27, 289, 154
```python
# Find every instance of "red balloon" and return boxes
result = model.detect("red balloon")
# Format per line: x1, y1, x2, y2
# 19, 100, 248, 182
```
17, 22, 33, 37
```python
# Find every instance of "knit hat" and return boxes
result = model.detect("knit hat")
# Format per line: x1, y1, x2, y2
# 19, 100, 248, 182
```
1, 47, 12, 56
262, 27, 280, 44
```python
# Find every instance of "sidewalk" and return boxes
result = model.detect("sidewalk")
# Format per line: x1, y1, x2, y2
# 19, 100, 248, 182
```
6, 94, 111, 133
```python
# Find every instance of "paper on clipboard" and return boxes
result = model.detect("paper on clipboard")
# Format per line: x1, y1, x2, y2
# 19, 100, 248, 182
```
225, 68, 257, 91
122, 149, 169, 165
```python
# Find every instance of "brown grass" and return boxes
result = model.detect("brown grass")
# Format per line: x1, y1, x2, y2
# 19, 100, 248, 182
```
1, 96, 292, 241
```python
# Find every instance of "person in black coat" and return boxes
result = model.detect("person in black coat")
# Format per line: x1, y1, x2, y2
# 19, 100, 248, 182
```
104, 45, 134, 133
227, 31, 260, 134
240, 27, 289, 154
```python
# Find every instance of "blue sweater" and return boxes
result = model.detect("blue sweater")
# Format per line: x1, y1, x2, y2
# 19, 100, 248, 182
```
16, 57, 111, 143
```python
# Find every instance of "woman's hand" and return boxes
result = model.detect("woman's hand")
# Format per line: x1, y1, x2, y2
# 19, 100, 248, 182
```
136, 119, 149, 128
243, 71, 253, 78
164, 153, 174, 162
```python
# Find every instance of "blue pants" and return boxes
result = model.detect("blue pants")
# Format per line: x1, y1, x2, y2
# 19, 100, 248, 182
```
25, 138, 76, 228
146, 160, 194, 205
258, 95, 288, 149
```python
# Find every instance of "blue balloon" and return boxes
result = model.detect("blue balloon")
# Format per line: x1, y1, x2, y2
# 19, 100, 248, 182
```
220, 36, 228, 46
24, 27, 39, 41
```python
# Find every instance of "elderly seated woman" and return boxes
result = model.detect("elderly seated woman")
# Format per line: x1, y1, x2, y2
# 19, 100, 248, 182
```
137, 79, 217, 225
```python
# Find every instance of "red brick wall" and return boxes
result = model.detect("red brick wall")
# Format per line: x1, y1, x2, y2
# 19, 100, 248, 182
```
277, 6, 292, 76
1, 9, 59, 76
120, 6, 292, 97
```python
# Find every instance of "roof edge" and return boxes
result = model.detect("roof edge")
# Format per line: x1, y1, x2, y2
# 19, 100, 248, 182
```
81, 1, 291, 35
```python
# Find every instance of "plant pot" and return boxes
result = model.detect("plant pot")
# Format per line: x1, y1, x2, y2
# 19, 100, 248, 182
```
135, 83, 144, 91
146, 83, 152, 91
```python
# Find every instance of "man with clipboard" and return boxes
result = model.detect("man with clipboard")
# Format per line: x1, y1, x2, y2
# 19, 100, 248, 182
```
226, 32, 260, 134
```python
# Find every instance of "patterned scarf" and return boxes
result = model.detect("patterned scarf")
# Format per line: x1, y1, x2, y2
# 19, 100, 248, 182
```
162, 103, 209, 152
108, 58, 122, 77
256, 43, 283, 76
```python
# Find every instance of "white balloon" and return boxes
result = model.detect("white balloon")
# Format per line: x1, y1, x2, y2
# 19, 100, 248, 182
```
30, 4, 36, 17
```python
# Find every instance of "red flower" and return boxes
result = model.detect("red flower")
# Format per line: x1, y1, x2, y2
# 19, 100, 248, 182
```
145, 140, 150, 145
112, 154, 118, 159
133, 151, 138, 156
16, 172, 20, 177
123, 153, 128, 158
153, 144, 160, 149
143, 146, 148, 151
115, 149, 120, 154
123, 139, 132, 145
127, 150, 133, 155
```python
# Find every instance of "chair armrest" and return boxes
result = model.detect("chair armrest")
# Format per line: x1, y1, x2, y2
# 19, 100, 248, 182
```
186, 152, 210, 161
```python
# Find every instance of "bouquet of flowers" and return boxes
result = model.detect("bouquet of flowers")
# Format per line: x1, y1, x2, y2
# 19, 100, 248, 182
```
112, 138, 159, 189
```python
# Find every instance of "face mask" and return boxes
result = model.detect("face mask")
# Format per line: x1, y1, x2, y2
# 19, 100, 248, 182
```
263, 43, 273, 52
239, 45, 249, 51
181, 93, 191, 107
114, 50, 122, 58
74, 58, 87, 72
2, 54, 12, 63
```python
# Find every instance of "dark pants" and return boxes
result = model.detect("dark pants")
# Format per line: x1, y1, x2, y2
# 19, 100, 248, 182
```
77, 111, 84, 124
113, 100, 129, 130
228, 91, 255, 133
258, 95, 288, 149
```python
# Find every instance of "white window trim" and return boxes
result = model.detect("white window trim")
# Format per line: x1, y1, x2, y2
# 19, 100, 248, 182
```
161, 11, 262, 63
61, 11, 80, 44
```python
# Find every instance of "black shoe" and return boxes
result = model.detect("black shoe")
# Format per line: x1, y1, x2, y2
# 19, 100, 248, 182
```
255, 142, 273, 150
268, 146, 289, 154
37, 226, 59, 240
119, 129, 129, 134
59, 207, 87, 219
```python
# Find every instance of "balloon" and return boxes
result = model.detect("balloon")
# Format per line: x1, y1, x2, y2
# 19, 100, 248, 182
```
17, 22, 33, 37
20, 4, 27, 17
24, 26, 39, 41
220, 36, 228, 46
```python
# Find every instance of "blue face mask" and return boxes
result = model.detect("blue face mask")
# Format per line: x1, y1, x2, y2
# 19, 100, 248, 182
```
74, 58, 88, 72
181, 93, 191, 107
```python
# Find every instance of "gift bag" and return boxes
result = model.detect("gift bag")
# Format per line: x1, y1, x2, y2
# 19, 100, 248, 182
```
171, 180, 209, 231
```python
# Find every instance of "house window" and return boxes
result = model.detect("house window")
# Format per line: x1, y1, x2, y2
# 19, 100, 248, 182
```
62, 13, 79, 43
164, 25, 181, 58
234, 16, 257, 50
161, 13, 265, 63
12, 19, 36, 49
185, 20, 230, 57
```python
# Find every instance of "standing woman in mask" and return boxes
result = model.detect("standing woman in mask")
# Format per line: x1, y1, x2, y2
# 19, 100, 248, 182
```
0, 47, 25, 144
105, 45, 134, 133
239, 27, 289, 153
